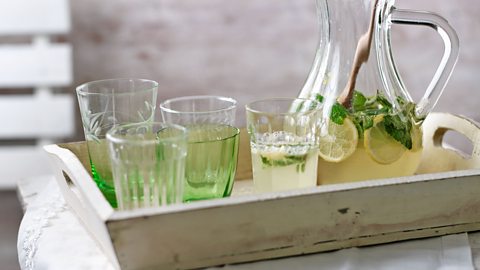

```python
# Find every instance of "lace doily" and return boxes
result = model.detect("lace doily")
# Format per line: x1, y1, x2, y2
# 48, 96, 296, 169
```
20, 181, 67, 270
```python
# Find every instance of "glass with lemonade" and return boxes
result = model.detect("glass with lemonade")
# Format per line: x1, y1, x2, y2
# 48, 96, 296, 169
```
246, 98, 322, 192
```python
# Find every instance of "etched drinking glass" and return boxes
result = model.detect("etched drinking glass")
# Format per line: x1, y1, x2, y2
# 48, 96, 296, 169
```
160, 96, 240, 202
76, 78, 158, 207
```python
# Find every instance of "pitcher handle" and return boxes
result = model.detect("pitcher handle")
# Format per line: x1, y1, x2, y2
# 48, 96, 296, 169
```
378, 7, 460, 118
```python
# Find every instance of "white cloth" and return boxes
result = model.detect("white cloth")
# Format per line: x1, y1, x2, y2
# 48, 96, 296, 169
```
17, 177, 474, 270
17, 178, 114, 270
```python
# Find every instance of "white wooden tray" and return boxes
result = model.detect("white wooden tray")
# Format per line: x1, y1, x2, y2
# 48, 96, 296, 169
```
44, 112, 480, 270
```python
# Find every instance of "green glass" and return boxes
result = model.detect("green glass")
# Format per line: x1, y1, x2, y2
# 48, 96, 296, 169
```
87, 138, 116, 206
76, 78, 158, 208
183, 124, 240, 201
160, 95, 239, 202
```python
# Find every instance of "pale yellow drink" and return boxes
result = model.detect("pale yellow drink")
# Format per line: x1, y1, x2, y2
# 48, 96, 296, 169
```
246, 98, 322, 193
318, 143, 422, 184
317, 115, 423, 185
251, 137, 319, 193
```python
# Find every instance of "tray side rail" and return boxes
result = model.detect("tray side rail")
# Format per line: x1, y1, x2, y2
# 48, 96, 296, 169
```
43, 144, 119, 269
106, 170, 480, 269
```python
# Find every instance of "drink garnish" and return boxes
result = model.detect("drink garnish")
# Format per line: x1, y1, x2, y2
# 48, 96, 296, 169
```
318, 118, 358, 162
317, 91, 423, 150
260, 153, 308, 173
364, 115, 406, 164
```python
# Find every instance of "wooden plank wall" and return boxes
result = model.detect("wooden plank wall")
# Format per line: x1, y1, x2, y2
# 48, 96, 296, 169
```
0, 0, 74, 188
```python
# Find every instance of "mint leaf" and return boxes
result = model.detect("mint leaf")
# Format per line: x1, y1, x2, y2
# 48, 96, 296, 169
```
363, 115, 374, 130
315, 94, 324, 103
351, 113, 374, 138
357, 114, 374, 130
331, 102, 348, 125
261, 155, 270, 165
375, 94, 393, 110
260, 154, 308, 172
313, 93, 347, 125
383, 115, 412, 149
352, 91, 367, 112
312, 93, 347, 125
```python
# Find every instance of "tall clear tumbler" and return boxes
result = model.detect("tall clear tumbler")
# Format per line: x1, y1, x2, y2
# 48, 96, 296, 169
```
107, 122, 187, 210
76, 78, 158, 208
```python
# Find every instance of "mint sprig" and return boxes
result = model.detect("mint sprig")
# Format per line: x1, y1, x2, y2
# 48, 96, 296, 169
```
316, 93, 348, 125
261, 154, 308, 173
331, 103, 348, 125
315, 91, 421, 149
383, 114, 412, 149
352, 91, 367, 111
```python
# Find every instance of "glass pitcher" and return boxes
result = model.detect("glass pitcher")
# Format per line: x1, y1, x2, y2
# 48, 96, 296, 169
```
298, 0, 459, 184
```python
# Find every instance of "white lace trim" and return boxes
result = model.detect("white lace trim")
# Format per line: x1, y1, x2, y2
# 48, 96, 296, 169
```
22, 190, 67, 270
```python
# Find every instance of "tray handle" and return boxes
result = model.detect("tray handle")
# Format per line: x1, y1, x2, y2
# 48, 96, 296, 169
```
43, 144, 120, 269
417, 112, 480, 174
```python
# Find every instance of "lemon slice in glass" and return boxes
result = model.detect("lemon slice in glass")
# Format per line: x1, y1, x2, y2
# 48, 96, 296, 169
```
319, 118, 358, 162
364, 115, 406, 164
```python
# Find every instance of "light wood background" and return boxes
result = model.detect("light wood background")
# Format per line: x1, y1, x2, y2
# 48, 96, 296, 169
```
68, 0, 480, 130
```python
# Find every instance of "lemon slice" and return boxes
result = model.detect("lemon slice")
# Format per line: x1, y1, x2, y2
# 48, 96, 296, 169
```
319, 118, 358, 162
364, 115, 406, 164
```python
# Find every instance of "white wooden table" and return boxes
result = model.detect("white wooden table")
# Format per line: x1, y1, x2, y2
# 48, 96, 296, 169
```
16, 175, 480, 270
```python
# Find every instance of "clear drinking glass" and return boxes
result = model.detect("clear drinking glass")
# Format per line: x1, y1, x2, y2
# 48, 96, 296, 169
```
76, 78, 158, 208
160, 96, 240, 202
246, 98, 322, 193
107, 122, 187, 210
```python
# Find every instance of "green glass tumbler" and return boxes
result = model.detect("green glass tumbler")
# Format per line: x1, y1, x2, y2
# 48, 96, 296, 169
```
160, 96, 240, 202
76, 78, 158, 207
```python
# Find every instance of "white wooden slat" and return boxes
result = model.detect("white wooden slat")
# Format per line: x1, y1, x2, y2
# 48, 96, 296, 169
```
0, 94, 74, 138
0, 44, 72, 87
0, 146, 53, 188
0, 0, 70, 35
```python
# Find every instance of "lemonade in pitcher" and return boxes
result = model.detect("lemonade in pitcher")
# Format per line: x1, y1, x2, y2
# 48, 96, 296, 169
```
295, 0, 458, 185
315, 91, 424, 184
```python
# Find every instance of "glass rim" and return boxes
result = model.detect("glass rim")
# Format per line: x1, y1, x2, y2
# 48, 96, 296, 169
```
245, 97, 322, 115
106, 122, 187, 146
159, 95, 237, 115
76, 78, 159, 96
188, 125, 240, 144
